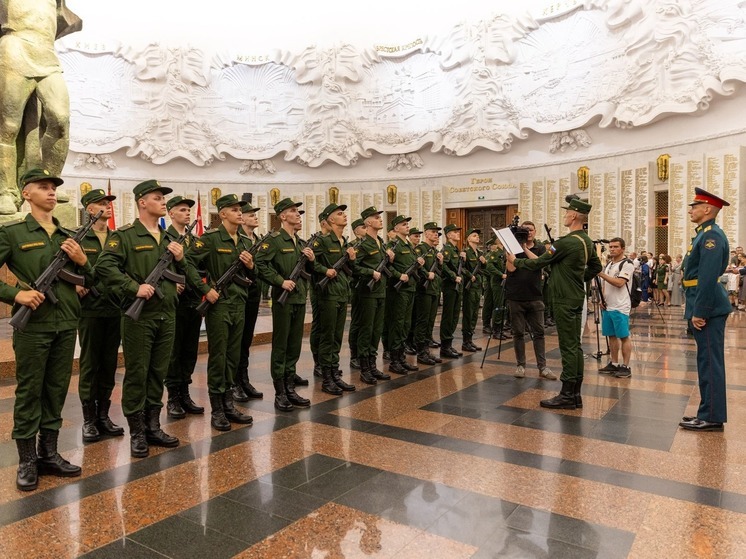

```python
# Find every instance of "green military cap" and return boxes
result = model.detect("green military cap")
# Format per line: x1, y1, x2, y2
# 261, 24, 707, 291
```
351, 218, 365, 230
81, 188, 116, 206
242, 203, 260, 213
409, 227, 423, 235
423, 222, 442, 231
562, 197, 592, 214
216, 193, 247, 211
443, 223, 462, 234
166, 195, 195, 211
466, 228, 481, 236
486, 234, 498, 246
274, 197, 302, 214
386, 222, 394, 232
319, 202, 347, 222
133, 179, 173, 200
391, 215, 412, 227
360, 206, 383, 220
19, 168, 64, 189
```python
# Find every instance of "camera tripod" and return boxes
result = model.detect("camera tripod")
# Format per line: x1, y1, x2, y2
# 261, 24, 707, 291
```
587, 275, 610, 360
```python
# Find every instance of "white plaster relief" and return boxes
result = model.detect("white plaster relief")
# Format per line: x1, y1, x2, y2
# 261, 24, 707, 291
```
59, 1, 746, 168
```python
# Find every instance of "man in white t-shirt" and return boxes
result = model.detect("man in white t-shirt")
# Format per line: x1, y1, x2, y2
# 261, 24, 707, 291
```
597, 238, 635, 378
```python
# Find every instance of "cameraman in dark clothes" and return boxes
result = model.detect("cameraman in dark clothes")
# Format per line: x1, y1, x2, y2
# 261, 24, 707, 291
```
505, 221, 557, 380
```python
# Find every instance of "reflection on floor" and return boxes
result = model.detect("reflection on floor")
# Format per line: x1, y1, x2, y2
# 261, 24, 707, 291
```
0, 304, 745, 558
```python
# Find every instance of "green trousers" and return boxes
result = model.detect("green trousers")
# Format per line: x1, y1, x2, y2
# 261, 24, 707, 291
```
121, 315, 175, 416
440, 284, 461, 343
270, 301, 306, 380
554, 301, 584, 381
356, 296, 385, 358
388, 289, 414, 352
205, 303, 245, 393
78, 315, 121, 402
461, 285, 480, 341
348, 289, 360, 353
482, 282, 494, 330
309, 287, 320, 360
414, 292, 437, 346
165, 303, 202, 389
382, 288, 395, 351
12, 329, 76, 440
318, 299, 347, 367
237, 296, 261, 376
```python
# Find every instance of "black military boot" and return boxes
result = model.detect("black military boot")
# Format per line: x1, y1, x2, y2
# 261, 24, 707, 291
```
440, 341, 461, 359
575, 376, 583, 409
370, 356, 391, 380
230, 383, 249, 402
313, 361, 322, 379
15, 438, 38, 491
293, 373, 309, 386
97, 399, 125, 436
179, 384, 205, 414
237, 369, 263, 399
37, 429, 82, 477
166, 386, 186, 419
127, 412, 149, 458
273, 379, 293, 412
332, 368, 356, 392
400, 350, 419, 371
389, 349, 408, 375
404, 342, 417, 356
540, 380, 577, 409
321, 366, 343, 395
144, 406, 179, 447
417, 343, 436, 365
285, 376, 311, 407
81, 399, 101, 443
350, 347, 361, 370
209, 393, 231, 431
359, 357, 378, 385
223, 391, 253, 424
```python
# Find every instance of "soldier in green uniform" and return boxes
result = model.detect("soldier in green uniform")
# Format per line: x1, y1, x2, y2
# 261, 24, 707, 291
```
77, 187, 124, 443
481, 237, 496, 335
309, 213, 331, 380
507, 198, 602, 409
1, 168, 91, 491
381, 222, 397, 361
255, 198, 315, 411
439, 224, 465, 358
353, 207, 394, 384
96, 180, 184, 457
386, 215, 424, 374
461, 228, 486, 352
164, 196, 204, 419
234, 202, 264, 400
186, 194, 254, 430
486, 238, 509, 339
414, 222, 444, 365
312, 203, 357, 395
679, 188, 732, 431
348, 218, 366, 371
404, 226, 423, 355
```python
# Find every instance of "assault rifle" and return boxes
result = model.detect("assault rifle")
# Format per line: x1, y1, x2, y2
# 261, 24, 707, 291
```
393, 252, 423, 292
366, 238, 400, 290
464, 251, 483, 291
422, 245, 441, 290
10, 210, 104, 332
455, 250, 465, 293
277, 232, 321, 306
124, 219, 198, 321
317, 238, 358, 291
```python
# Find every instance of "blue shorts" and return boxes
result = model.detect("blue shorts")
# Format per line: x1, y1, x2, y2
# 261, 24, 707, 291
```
601, 309, 630, 339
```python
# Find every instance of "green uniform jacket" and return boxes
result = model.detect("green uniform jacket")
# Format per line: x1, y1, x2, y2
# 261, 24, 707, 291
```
168, 225, 203, 308
312, 230, 352, 302
186, 224, 253, 306
353, 233, 389, 298
389, 237, 418, 292
255, 228, 310, 304
441, 241, 463, 284
0, 214, 93, 332
683, 219, 731, 319
514, 230, 602, 305
464, 246, 486, 289
95, 219, 186, 319
79, 227, 120, 318
415, 243, 440, 295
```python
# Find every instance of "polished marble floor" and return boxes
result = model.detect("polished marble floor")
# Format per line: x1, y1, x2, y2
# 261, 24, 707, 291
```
1, 304, 745, 558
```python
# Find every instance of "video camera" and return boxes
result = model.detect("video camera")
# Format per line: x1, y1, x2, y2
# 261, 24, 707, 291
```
509, 215, 531, 245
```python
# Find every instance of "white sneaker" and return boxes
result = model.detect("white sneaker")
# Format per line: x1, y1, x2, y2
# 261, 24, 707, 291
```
514, 365, 525, 378
539, 367, 557, 380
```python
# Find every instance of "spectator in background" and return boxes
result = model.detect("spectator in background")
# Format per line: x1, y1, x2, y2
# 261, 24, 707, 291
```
670, 254, 684, 307
640, 255, 651, 303
657, 254, 671, 306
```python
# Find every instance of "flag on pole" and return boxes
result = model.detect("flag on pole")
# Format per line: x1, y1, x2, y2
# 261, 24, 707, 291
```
195, 192, 204, 236
107, 179, 116, 230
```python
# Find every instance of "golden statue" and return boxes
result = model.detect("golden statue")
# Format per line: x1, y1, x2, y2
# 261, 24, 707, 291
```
0, 0, 82, 215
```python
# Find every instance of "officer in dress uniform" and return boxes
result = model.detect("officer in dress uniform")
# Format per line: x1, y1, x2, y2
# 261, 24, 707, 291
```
164, 196, 204, 419
77, 188, 124, 443
96, 180, 184, 458
254, 198, 315, 411
679, 188, 732, 431
1, 168, 92, 490
507, 198, 602, 409
185, 194, 254, 430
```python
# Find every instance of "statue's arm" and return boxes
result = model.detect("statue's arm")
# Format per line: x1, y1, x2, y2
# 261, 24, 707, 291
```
56, 0, 83, 40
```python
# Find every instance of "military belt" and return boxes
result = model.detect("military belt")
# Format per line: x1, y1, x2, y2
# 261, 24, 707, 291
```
682, 279, 698, 287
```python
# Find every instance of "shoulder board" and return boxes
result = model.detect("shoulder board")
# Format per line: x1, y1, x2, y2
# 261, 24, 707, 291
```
0, 218, 25, 228
703, 225, 712, 232
202, 229, 219, 236
270, 231, 281, 238
238, 231, 249, 240
118, 223, 134, 231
